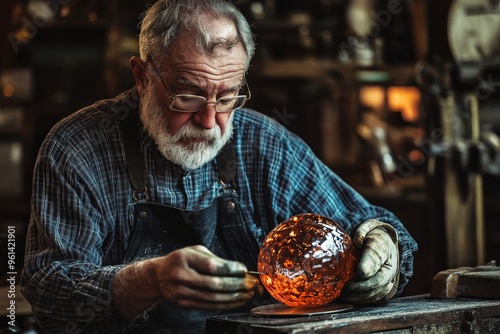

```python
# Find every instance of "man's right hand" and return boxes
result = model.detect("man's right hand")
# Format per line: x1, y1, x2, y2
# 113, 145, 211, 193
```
152, 245, 262, 310
112, 245, 262, 320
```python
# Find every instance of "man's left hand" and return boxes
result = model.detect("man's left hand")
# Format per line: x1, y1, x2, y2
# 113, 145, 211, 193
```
341, 219, 400, 304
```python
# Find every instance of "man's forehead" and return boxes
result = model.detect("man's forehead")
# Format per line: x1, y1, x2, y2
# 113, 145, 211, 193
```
207, 17, 239, 40
164, 25, 247, 68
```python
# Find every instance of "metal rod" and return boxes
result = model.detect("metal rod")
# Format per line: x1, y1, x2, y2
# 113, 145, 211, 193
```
468, 95, 486, 265
247, 271, 265, 276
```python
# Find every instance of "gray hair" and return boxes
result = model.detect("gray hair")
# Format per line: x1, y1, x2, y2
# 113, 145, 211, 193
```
138, 0, 255, 69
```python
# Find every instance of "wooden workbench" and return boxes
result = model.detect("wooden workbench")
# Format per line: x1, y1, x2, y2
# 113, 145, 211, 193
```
206, 295, 500, 333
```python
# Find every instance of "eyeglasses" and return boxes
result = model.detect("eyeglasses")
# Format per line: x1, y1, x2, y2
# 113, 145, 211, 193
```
148, 59, 251, 113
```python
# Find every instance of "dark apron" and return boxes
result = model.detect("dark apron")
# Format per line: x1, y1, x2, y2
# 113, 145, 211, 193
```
119, 108, 262, 333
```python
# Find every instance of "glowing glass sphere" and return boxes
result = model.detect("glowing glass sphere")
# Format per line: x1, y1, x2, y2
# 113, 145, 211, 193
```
257, 213, 356, 308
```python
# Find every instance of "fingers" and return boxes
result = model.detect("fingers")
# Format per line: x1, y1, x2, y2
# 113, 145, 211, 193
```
190, 272, 261, 293
352, 219, 388, 247
342, 260, 400, 304
187, 245, 248, 276
342, 276, 397, 303
357, 229, 396, 279
341, 221, 400, 304
154, 246, 262, 310
345, 258, 396, 293
169, 284, 257, 310
353, 220, 399, 247
167, 271, 261, 311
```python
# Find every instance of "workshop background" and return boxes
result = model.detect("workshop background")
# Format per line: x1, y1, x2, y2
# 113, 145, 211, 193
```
1, 0, 499, 302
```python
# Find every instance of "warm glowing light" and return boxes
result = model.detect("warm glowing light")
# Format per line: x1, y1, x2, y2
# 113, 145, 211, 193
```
257, 213, 356, 308
359, 86, 421, 123
60, 5, 70, 18
408, 149, 424, 164
3, 84, 15, 98
359, 86, 385, 110
388, 87, 421, 122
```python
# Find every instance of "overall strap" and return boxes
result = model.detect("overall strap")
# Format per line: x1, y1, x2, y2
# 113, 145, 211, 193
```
119, 106, 148, 201
216, 141, 237, 189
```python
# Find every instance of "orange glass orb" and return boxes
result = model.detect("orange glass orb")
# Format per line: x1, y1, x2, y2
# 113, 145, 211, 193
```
257, 213, 356, 308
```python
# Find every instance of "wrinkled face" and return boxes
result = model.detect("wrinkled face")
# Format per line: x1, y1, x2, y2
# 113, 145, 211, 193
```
131, 18, 247, 170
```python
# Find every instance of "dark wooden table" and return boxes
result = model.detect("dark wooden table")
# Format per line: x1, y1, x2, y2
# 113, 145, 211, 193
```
206, 295, 500, 333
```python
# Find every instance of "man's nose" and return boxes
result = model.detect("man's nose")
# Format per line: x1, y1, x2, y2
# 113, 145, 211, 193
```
193, 102, 217, 129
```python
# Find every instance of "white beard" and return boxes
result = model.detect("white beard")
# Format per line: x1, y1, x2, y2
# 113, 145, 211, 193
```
140, 89, 234, 171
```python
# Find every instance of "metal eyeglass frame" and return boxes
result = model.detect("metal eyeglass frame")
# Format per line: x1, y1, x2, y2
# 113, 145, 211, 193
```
148, 58, 251, 113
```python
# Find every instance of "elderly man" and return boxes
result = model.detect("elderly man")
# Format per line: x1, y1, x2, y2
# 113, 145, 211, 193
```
21, 0, 417, 333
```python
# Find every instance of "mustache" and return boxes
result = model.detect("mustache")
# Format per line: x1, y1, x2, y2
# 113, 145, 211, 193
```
171, 122, 221, 142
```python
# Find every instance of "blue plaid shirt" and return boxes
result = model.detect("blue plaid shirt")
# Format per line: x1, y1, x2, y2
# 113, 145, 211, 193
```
21, 88, 417, 333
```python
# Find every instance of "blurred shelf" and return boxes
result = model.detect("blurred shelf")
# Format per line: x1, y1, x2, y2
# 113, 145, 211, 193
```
40, 19, 107, 30
252, 58, 418, 85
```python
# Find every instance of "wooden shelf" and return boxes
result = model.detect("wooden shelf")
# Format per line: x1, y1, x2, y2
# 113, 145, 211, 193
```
253, 58, 418, 85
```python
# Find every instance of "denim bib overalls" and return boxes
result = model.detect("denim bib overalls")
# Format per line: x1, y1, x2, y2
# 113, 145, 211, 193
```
119, 107, 263, 333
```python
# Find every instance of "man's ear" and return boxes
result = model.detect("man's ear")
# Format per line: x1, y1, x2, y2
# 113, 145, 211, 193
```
130, 56, 149, 95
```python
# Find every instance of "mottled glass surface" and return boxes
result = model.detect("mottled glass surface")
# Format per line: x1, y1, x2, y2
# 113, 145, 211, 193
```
257, 213, 356, 307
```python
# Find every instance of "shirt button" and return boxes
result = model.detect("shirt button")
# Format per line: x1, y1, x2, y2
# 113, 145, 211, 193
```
226, 201, 236, 212
139, 211, 148, 220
